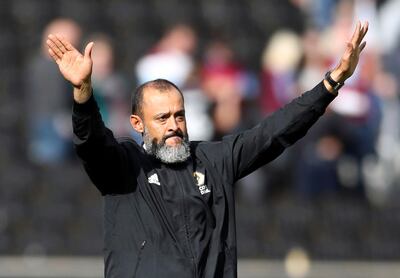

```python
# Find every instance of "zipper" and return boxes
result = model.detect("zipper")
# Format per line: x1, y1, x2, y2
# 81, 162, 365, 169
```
133, 240, 146, 277
175, 170, 199, 278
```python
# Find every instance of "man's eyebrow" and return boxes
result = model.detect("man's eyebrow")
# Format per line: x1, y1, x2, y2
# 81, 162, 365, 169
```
154, 110, 185, 118
175, 109, 185, 115
154, 112, 170, 118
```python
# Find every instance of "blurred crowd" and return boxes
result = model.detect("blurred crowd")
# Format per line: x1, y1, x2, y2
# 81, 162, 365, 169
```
1, 0, 400, 258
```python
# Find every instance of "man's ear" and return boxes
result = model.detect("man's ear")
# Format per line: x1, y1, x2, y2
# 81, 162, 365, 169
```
130, 115, 144, 133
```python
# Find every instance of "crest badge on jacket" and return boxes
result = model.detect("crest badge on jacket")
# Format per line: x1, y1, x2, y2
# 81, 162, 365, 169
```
193, 171, 211, 195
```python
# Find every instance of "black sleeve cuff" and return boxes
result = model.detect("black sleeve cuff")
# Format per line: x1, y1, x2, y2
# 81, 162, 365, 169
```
72, 93, 98, 116
311, 80, 337, 110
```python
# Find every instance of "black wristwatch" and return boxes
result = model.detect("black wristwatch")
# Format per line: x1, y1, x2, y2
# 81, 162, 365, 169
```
325, 70, 344, 91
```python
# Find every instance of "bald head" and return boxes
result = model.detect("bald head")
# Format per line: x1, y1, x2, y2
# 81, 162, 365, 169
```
131, 79, 183, 117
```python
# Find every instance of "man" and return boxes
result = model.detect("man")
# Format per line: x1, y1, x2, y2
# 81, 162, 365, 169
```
46, 21, 368, 278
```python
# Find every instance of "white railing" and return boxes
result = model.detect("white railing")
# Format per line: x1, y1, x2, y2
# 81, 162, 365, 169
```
0, 257, 399, 278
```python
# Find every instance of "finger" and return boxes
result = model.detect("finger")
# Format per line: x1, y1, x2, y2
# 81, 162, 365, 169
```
48, 48, 61, 64
54, 34, 70, 53
359, 41, 367, 53
358, 21, 369, 44
350, 21, 361, 46
47, 34, 65, 56
58, 36, 75, 51
46, 39, 63, 59
48, 34, 68, 54
84, 42, 94, 60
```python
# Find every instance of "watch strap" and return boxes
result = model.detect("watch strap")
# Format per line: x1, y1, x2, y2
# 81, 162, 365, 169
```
325, 70, 344, 91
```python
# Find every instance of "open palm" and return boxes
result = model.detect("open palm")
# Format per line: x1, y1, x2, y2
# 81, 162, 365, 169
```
47, 34, 93, 88
337, 21, 369, 81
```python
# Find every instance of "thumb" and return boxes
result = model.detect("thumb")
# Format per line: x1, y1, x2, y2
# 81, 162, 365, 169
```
84, 42, 94, 60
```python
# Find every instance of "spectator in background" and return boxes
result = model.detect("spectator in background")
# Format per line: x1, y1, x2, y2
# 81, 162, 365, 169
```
358, 0, 400, 204
135, 23, 197, 88
260, 30, 303, 115
181, 68, 215, 141
378, 0, 400, 55
25, 18, 82, 165
291, 0, 339, 30
293, 26, 345, 197
325, 1, 381, 194
297, 27, 329, 93
89, 33, 130, 137
201, 39, 257, 139
244, 30, 303, 202
363, 53, 400, 205
135, 24, 214, 141
201, 39, 264, 202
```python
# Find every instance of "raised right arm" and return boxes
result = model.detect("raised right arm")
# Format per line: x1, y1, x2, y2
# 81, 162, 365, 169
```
47, 35, 135, 194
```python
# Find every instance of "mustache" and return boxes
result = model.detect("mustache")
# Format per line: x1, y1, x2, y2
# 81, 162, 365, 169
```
162, 130, 185, 143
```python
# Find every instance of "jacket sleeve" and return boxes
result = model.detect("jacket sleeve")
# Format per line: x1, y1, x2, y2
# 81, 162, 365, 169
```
72, 94, 136, 195
221, 81, 337, 183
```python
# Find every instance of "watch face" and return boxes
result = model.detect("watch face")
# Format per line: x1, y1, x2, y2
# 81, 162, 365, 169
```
333, 81, 344, 91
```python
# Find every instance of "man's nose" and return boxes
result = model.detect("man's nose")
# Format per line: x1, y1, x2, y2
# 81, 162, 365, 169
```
167, 117, 179, 131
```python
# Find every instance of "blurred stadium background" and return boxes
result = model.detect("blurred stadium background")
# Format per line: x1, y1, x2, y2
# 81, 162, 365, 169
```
1, 0, 400, 277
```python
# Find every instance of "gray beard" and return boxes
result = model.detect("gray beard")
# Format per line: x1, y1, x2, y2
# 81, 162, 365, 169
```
143, 128, 191, 164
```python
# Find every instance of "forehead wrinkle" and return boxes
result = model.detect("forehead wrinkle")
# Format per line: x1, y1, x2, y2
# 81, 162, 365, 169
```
142, 88, 184, 121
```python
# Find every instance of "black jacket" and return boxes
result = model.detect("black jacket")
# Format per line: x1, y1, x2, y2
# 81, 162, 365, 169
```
72, 81, 335, 278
